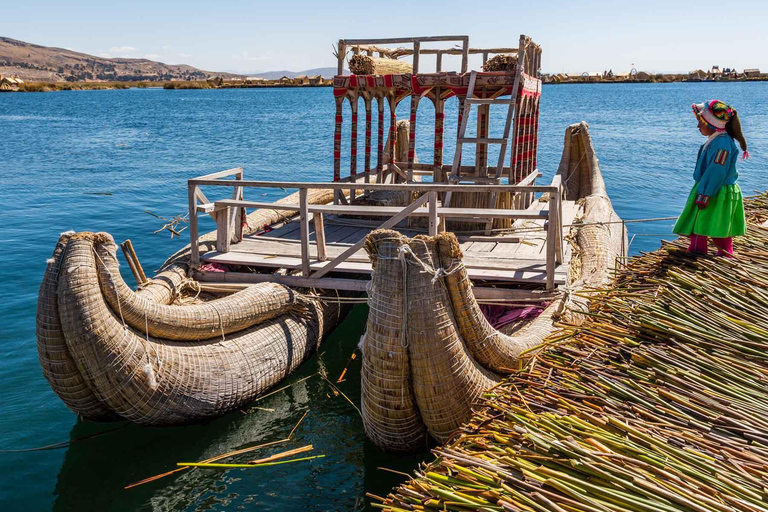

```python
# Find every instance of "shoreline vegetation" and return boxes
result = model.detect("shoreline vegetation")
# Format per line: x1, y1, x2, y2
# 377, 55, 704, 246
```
2, 79, 334, 93
2, 75, 767, 93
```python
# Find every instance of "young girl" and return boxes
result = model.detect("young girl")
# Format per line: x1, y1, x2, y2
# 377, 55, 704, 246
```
673, 99, 748, 256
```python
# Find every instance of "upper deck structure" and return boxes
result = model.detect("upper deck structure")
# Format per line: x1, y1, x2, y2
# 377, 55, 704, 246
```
185, 35, 583, 297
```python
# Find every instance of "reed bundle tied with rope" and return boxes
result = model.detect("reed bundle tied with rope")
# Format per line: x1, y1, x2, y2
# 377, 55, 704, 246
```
373, 193, 768, 512
349, 55, 413, 75
37, 231, 340, 425
482, 54, 517, 72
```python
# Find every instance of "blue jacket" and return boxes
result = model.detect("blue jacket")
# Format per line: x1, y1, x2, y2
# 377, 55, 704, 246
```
693, 133, 739, 198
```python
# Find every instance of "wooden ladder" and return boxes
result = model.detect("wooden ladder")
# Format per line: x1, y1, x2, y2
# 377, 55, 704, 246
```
444, 39, 527, 233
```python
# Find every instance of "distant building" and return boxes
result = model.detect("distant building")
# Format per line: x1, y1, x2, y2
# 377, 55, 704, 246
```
293, 75, 309, 85
635, 71, 651, 80
744, 68, 761, 78
279, 76, 292, 84
308, 75, 324, 86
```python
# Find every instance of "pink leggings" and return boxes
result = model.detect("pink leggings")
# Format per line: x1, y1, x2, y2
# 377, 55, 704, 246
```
687, 234, 733, 255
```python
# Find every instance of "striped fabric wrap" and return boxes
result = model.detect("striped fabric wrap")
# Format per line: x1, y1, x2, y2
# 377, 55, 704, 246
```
333, 97, 343, 181
350, 99, 358, 175
364, 98, 372, 174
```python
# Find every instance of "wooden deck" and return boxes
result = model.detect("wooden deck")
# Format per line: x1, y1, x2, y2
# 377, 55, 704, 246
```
200, 197, 578, 292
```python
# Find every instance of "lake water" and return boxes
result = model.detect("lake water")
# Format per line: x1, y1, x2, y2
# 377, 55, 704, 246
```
0, 82, 765, 511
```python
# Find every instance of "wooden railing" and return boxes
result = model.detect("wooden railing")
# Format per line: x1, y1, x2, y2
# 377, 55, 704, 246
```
188, 170, 564, 290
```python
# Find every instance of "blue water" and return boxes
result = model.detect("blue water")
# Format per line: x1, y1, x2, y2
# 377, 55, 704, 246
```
0, 83, 765, 511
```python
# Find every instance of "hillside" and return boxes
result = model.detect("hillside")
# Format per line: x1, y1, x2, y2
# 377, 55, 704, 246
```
0, 37, 242, 82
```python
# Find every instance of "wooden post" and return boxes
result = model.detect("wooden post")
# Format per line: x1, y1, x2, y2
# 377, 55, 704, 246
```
461, 39, 469, 73
436, 51, 443, 72
299, 188, 310, 276
482, 52, 488, 66
337, 40, 346, 76
120, 239, 148, 285
412, 41, 420, 75
314, 212, 327, 262
215, 208, 232, 253
545, 206, 556, 292
377, 96, 385, 183
428, 191, 438, 236
188, 182, 200, 267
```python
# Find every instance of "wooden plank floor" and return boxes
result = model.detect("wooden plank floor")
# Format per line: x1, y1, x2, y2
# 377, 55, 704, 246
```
201, 198, 579, 287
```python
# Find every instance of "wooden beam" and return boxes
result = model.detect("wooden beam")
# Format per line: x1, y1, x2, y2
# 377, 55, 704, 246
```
310, 193, 430, 280
337, 40, 346, 75
314, 212, 327, 262
428, 191, 438, 236
188, 182, 200, 267
299, 188, 310, 276
196, 270, 370, 292
412, 41, 420, 74
341, 36, 469, 45
211, 199, 550, 220
214, 208, 231, 253
195, 167, 243, 181
190, 178, 561, 195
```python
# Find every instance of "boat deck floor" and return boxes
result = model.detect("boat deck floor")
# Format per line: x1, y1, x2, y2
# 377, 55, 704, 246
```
200, 198, 580, 291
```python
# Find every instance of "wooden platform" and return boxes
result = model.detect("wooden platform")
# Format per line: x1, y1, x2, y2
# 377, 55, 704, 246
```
200, 198, 578, 293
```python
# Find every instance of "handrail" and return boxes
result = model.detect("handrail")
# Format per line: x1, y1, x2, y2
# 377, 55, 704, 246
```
188, 178, 559, 195
188, 169, 565, 291
337, 35, 470, 75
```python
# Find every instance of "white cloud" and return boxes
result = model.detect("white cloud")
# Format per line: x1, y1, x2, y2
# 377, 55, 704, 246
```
161, 45, 171, 50
144, 54, 162, 60
179, 53, 192, 58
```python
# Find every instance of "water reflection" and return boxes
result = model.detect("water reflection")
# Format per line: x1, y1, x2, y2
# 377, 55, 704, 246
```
51, 306, 427, 511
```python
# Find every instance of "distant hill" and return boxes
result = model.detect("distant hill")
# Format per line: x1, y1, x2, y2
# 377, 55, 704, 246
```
0, 36, 243, 82
250, 67, 345, 80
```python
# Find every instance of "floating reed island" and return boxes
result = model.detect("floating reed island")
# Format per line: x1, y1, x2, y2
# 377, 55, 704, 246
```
372, 194, 768, 512
38, 34, 628, 428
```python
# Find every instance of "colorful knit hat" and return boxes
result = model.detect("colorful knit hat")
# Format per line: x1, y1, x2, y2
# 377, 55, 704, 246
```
692, 99, 735, 131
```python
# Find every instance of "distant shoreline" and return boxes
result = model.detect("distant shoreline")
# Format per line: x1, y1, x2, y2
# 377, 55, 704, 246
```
0, 79, 334, 93
3, 77, 767, 94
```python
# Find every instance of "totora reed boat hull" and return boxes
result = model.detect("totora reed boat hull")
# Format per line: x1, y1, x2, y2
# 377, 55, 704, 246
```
360, 122, 626, 451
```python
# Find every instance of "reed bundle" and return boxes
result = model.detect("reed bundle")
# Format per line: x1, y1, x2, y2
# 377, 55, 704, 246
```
482, 54, 517, 72
373, 193, 768, 512
349, 55, 412, 75
37, 232, 338, 424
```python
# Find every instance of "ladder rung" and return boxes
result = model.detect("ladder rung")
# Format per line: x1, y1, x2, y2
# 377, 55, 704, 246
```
458, 137, 507, 144
466, 98, 514, 105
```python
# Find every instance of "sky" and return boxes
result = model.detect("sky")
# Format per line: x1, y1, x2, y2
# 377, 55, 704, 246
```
2, 0, 767, 75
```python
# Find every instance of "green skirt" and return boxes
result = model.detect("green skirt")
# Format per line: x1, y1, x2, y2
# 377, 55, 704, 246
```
673, 183, 746, 238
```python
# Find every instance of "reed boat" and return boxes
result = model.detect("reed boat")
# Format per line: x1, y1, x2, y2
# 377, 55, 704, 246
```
37, 34, 624, 431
